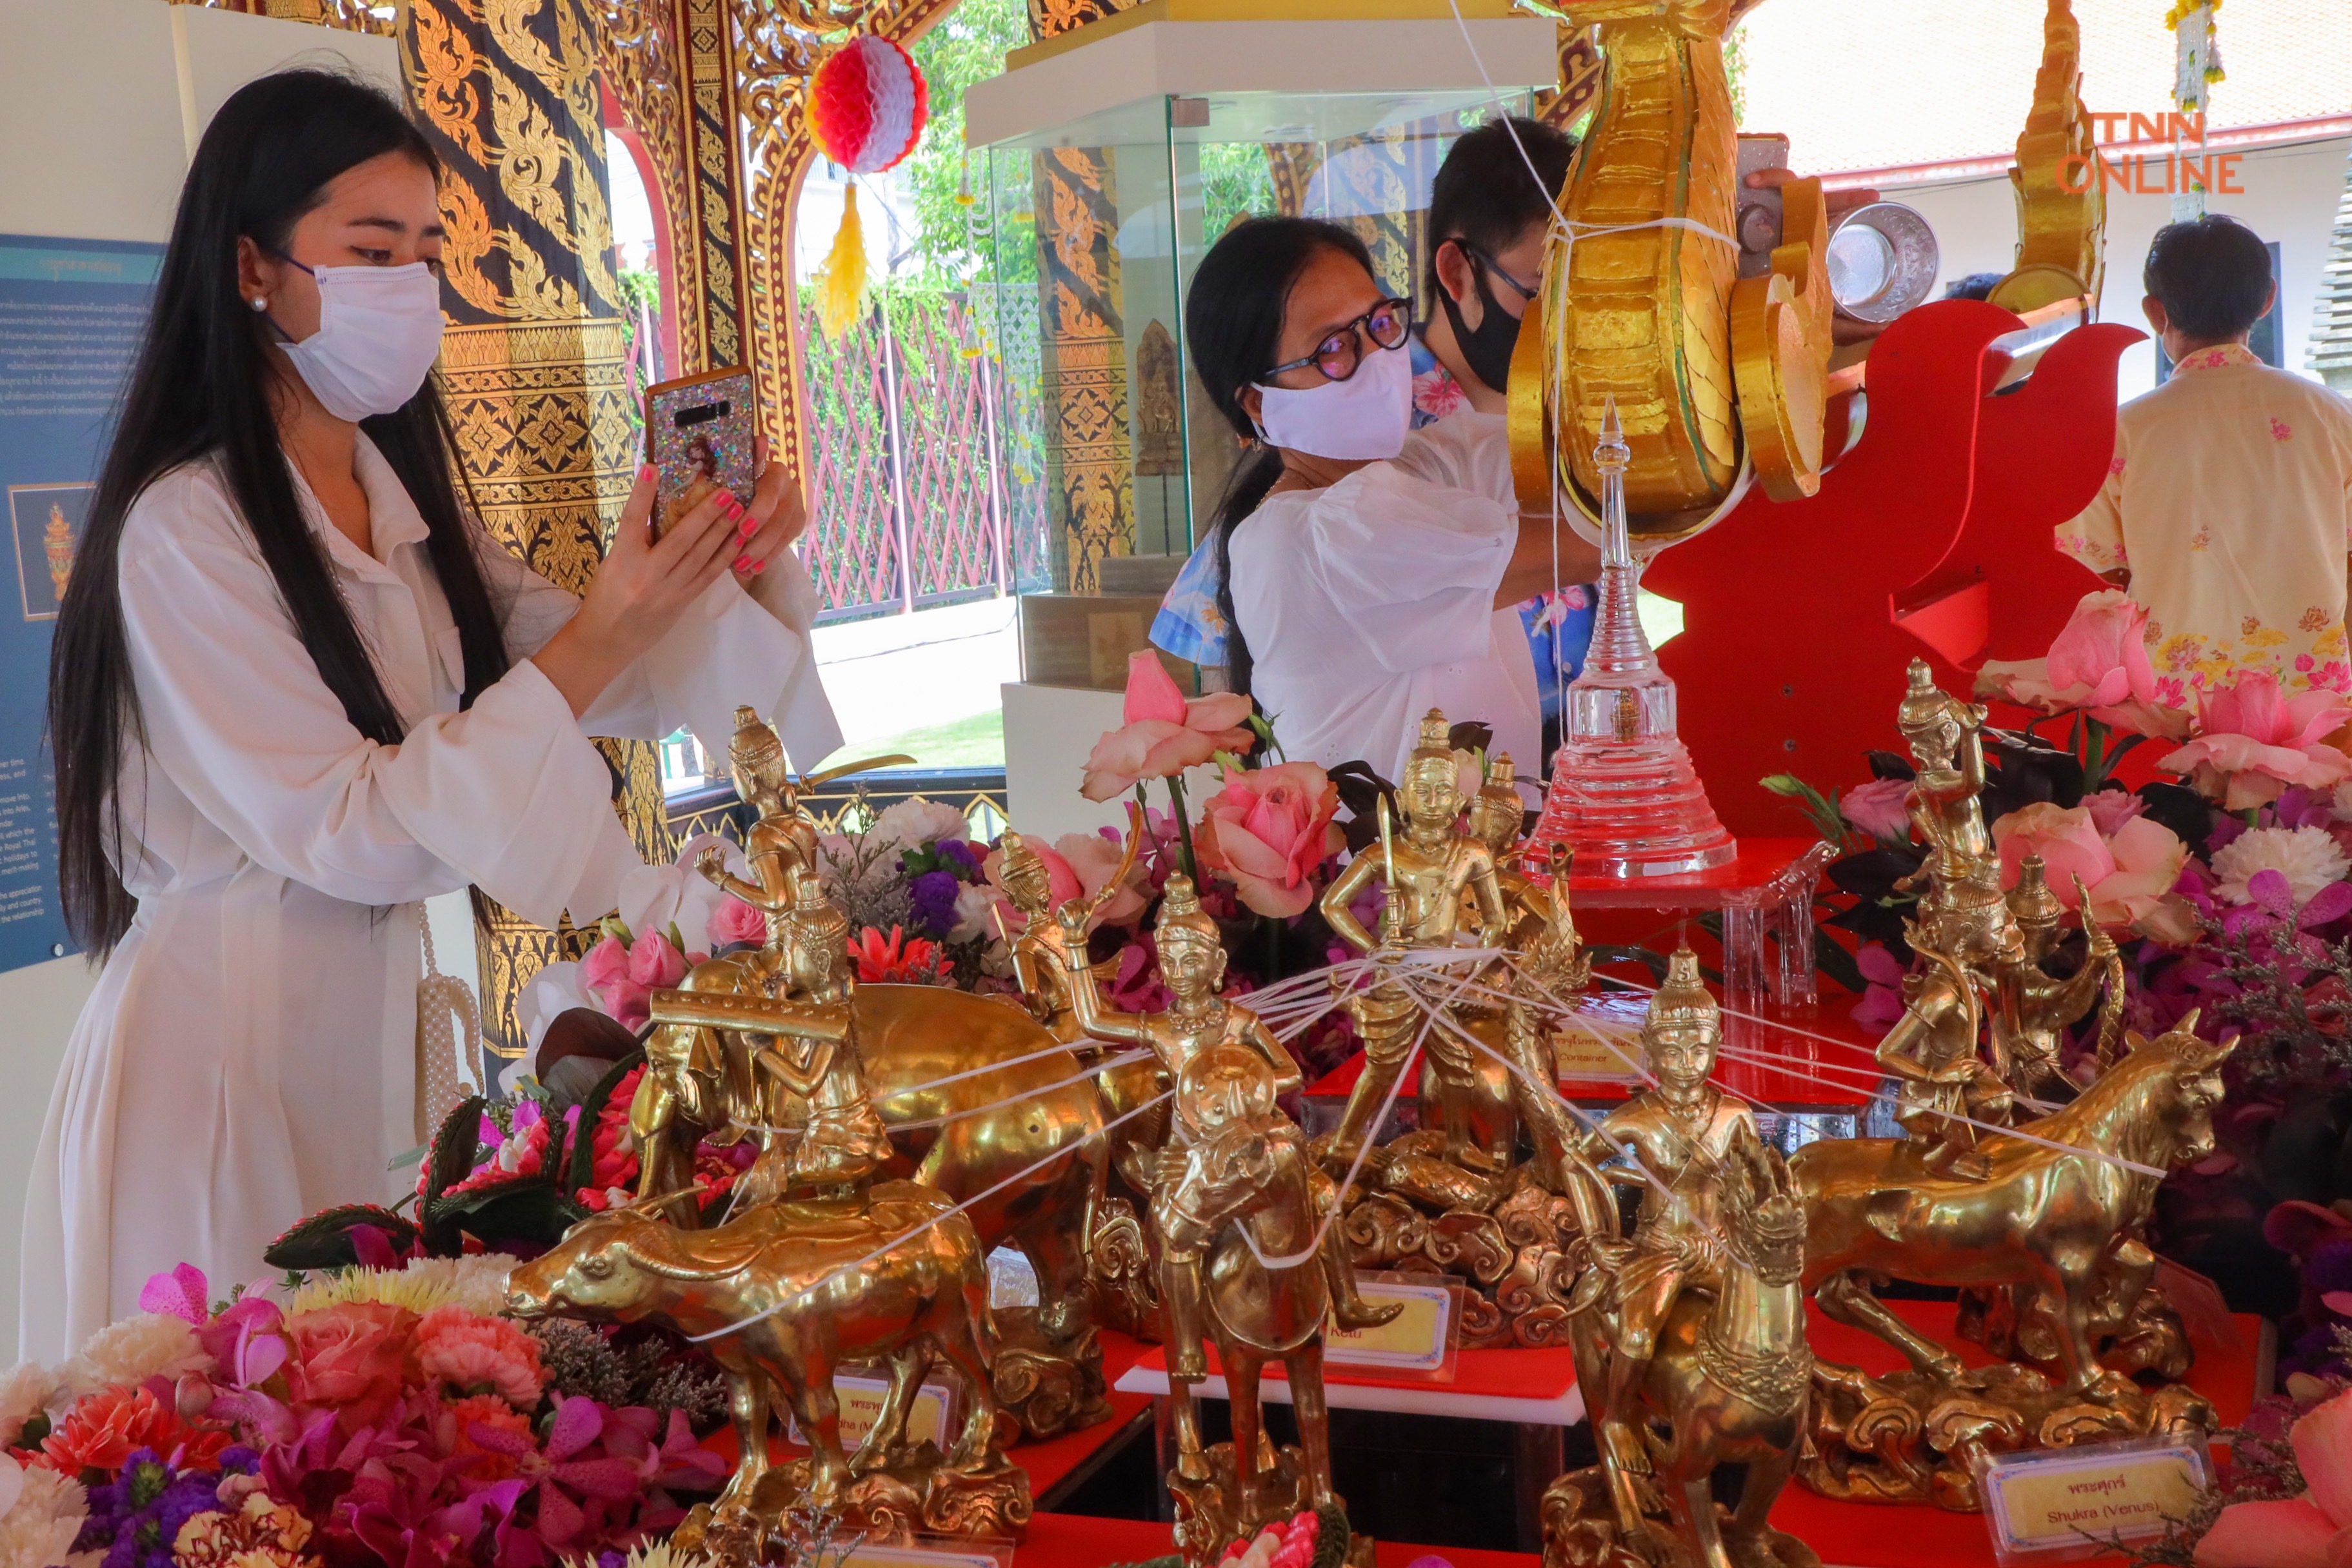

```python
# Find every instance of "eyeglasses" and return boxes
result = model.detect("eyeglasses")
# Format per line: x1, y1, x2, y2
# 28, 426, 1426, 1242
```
1264, 296, 1415, 383
1452, 240, 1538, 304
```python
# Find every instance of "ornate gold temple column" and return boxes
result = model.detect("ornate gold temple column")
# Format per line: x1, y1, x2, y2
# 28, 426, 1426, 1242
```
1027, 0, 1139, 593
403, 0, 666, 1056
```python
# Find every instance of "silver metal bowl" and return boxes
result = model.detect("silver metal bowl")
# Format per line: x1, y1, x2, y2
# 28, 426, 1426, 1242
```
1826, 201, 1940, 323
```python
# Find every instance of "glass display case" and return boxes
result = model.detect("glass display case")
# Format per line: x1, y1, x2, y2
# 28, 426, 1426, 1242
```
965, 5, 1557, 635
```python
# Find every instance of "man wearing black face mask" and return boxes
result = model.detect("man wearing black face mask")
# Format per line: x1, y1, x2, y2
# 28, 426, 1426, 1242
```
1399, 117, 1594, 755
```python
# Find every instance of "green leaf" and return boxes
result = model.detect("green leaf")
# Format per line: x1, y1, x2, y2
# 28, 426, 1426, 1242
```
1758, 772, 1847, 846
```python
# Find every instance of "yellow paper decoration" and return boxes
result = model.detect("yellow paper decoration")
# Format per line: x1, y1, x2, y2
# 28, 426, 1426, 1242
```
816, 182, 868, 341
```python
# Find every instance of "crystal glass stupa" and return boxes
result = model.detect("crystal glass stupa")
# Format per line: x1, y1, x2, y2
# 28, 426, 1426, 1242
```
1531, 400, 1737, 878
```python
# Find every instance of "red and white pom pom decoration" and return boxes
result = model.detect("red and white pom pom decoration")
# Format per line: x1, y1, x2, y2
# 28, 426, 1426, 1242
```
808, 34, 930, 175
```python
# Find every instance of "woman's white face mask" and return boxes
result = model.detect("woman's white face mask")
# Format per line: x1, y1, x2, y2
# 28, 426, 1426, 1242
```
272, 259, 444, 422
1253, 338, 1412, 461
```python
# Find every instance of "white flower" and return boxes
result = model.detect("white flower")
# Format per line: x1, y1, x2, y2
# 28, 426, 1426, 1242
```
60, 1314, 206, 1399
2210, 824, 2351, 906
865, 798, 972, 854
0, 1460, 88, 1568
518, 960, 592, 1064
951, 881, 1012, 946
0, 1365, 59, 1451
617, 833, 741, 954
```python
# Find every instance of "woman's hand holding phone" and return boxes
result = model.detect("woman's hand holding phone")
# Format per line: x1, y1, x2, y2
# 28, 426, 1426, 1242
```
532, 464, 746, 717
724, 437, 810, 581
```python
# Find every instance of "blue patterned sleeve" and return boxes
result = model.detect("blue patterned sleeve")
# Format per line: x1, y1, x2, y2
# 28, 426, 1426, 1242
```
1150, 532, 1230, 667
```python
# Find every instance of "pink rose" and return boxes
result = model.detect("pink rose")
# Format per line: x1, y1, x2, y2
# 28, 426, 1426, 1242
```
2194, 1386, 2352, 1565
1992, 802, 2191, 936
1838, 778, 1912, 843
1194, 762, 1344, 918
626, 931, 689, 990
414, 1305, 544, 1411
706, 895, 766, 951
1976, 590, 2191, 739
579, 935, 648, 1029
1080, 653, 1256, 802
1055, 829, 1151, 928
283, 1302, 416, 1431
1993, 802, 2114, 902
2080, 788, 2145, 837
2161, 668, 2352, 810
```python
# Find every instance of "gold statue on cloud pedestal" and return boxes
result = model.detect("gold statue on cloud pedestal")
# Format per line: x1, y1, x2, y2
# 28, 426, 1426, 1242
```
1317, 718, 1604, 1347
1061, 878, 1366, 1567
619, 710, 1115, 1445
1317, 710, 1509, 1176
1779, 668, 2215, 1511
1542, 951, 1819, 1568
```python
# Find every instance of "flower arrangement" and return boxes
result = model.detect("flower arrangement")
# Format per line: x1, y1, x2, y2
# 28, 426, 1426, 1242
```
0, 1260, 727, 1568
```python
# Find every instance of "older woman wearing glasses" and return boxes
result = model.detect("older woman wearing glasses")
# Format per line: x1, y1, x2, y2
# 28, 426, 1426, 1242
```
1173, 214, 1585, 788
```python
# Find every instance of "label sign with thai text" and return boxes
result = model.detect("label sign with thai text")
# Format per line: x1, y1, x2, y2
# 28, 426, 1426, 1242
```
782, 1373, 953, 1451
1980, 1439, 2206, 1559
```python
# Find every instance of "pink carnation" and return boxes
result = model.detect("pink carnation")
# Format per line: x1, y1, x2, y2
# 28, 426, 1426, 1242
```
414, 1305, 544, 1411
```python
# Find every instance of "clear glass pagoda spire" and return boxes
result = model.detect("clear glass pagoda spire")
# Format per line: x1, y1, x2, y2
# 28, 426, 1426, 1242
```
1530, 397, 1737, 878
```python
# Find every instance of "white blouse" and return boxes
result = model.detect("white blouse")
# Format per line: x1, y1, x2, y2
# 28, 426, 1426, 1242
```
19, 437, 840, 1360
1228, 413, 1541, 786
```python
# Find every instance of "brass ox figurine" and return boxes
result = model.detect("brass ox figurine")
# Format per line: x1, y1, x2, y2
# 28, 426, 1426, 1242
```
506, 1181, 1030, 1549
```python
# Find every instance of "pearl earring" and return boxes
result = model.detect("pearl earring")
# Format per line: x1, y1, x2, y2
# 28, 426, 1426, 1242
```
250, 297, 267, 312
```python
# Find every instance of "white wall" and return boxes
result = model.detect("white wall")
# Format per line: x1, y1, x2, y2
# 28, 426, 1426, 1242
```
1884, 134, 2352, 398
0, 0, 399, 1359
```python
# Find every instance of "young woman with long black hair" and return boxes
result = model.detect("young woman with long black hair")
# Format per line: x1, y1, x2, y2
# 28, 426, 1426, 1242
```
21, 70, 839, 1358
1169, 216, 1564, 786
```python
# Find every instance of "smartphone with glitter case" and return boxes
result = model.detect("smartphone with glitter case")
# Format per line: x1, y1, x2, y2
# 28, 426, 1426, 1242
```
646, 366, 757, 539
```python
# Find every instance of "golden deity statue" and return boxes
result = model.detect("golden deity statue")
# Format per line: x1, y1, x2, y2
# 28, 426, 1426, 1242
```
1462, 754, 1546, 950
999, 831, 1084, 1040
1994, 856, 2122, 1100
1543, 951, 1816, 1568
702, 704, 824, 953
1155, 1044, 1344, 1565
626, 710, 1116, 1442
728, 868, 894, 1207
1895, 660, 1994, 928
1062, 874, 1397, 1371
1318, 710, 1508, 1172
1875, 869, 2022, 1181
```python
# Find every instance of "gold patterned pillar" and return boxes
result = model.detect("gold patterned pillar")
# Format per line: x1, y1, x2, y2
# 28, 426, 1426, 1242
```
403, 0, 668, 1057
1026, 0, 1139, 594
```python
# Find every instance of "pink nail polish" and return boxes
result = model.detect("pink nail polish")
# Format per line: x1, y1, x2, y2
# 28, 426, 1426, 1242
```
748, 559, 766, 574
639, 463, 656, 481
732, 554, 752, 573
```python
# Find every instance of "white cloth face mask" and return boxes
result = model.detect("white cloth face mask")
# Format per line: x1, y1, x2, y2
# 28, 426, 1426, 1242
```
274, 260, 445, 422
1253, 337, 1412, 461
